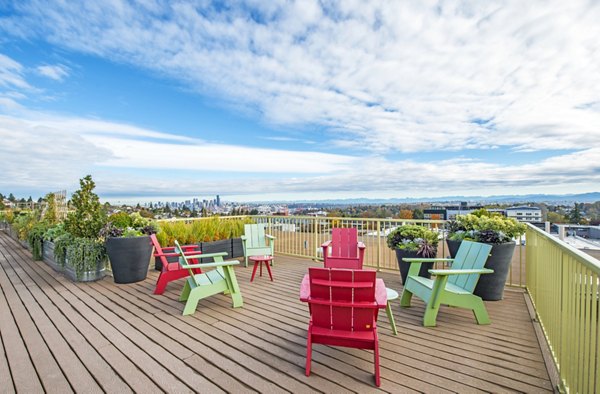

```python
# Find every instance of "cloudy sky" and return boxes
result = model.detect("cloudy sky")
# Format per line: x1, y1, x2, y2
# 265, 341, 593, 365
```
1, 1, 599, 202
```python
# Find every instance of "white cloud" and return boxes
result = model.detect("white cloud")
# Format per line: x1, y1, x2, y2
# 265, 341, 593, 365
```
3, 1, 600, 155
36, 64, 70, 81
0, 2, 599, 199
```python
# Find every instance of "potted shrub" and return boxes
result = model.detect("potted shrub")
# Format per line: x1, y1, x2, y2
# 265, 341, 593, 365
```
387, 224, 439, 285
101, 213, 157, 284
446, 209, 526, 300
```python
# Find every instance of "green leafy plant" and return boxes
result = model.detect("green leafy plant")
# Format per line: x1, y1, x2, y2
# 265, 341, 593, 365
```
108, 212, 133, 229
386, 224, 439, 257
66, 237, 106, 279
27, 223, 49, 260
12, 211, 38, 240
54, 233, 74, 267
447, 210, 527, 244
44, 223, 67, 242
64, 175, 106, 239
43, 192, 59, 224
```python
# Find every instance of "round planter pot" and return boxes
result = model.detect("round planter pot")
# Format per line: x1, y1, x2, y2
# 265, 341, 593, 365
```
446, 239, 516, 301
106, 236, 153, 284
395, 249, 434, 285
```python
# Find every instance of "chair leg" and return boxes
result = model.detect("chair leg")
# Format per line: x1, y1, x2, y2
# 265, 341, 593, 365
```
305, 333, 312, 377
244, 255, 249, 268
423, 303, 441, 327
472, 298, 491, 325
374, 333, 381, 387
179, 280, 191, 301
399, 289, 413, 307
385, 302, 398, 335
182, 290, 201, 316
154, 273, 168, 295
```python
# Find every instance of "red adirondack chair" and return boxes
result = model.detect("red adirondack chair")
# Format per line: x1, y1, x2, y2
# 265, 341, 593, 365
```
321, 228, 366, 269
300, 267, 385, 387
151, 234, 201, 295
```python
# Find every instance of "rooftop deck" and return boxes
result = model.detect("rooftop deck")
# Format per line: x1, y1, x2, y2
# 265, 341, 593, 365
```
0, 231, 553, 393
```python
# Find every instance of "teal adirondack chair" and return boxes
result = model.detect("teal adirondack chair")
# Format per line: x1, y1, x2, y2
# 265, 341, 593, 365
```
241, 224, 276, 267
400, 240, 493, 327
174, 240, 243, 316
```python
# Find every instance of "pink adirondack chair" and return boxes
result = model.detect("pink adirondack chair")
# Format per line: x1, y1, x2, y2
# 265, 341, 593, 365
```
151, 234, 201, 295
301, 267, 385, 387
321, 228, 366, 269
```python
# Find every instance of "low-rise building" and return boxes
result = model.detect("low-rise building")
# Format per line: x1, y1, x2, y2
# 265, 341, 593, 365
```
506, 206, 542, 223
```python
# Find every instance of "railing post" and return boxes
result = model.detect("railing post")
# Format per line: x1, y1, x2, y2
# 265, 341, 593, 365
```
313, 217, 318, 260
376, 219, 381, 271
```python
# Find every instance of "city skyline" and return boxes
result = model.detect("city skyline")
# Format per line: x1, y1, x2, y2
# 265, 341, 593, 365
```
1, 1, 599, 201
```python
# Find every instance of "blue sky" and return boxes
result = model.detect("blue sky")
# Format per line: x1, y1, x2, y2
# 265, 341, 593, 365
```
1, 1, 599, 203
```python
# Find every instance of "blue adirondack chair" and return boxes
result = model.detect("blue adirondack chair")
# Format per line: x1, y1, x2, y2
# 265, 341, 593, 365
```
241, 223, 276, 267
174, 240, 243, 316
400, 240, 493, 327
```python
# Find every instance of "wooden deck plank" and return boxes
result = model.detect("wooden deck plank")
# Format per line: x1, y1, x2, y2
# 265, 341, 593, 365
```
0, 248, 73, 393
1, 236, 171, 394
2, 239, 134, 393
0, 231, 554, 393
0, 328, 15, 394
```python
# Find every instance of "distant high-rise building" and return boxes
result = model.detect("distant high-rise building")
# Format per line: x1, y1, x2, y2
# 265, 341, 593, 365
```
216, 195, 220, 207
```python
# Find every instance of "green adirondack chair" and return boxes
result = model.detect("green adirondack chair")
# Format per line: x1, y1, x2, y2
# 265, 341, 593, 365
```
400, 240, 493, 327
241, 223, 276, 267
174, 240, 243, 316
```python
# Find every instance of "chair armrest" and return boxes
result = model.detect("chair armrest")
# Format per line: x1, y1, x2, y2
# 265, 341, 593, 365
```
182, 252, 228, 260
321, 240, 332, 248
299, 274, 310, 302
429, 268, 494, 276
266, 235, 276, 240
183, 260, 240, 269
374, 279, 387, 307
402, 258, 454, 263
240, 235, 247, 241
162, 244, 198, 252
357, 242, 366, 249
155, 250, 200, 258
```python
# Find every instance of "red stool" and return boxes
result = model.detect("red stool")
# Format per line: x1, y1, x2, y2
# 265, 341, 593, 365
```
249, 255, 274, 282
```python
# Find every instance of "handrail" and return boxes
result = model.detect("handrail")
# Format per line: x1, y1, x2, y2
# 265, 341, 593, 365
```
526, 223, 600, 393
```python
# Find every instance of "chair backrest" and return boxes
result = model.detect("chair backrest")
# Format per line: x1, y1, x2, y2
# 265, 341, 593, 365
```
150, 234, 167, 263
308, 267, 377, 332
244, 223, 267, 248
174, 240, 198, 280
448, 241, 493, 292
330, 228, 358, 259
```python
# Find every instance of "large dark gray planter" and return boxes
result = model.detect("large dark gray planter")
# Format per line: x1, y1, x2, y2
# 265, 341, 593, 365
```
200, 239, 231, 263
446, 239, 516, 301
395, 249, 434, 285
106, 236, 153, 284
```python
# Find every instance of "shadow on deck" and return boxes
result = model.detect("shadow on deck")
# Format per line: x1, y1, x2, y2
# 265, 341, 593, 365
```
0, 231, 552, 393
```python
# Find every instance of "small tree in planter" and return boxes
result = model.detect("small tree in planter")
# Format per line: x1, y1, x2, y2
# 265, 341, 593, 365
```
55, 175, 108, 281
387, 224, 439, 285
446, 209, 526, 300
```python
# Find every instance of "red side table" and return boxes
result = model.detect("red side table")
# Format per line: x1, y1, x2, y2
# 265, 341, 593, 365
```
249, 255, 274, 282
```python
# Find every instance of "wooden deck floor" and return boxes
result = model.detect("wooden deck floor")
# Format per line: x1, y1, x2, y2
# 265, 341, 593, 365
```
0, 231, 553, 393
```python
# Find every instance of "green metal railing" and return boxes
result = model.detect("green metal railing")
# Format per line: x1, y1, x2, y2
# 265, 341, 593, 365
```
526, 224, 600, 393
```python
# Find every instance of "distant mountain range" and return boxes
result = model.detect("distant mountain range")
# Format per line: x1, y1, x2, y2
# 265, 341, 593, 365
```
263, 192, 600, 205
